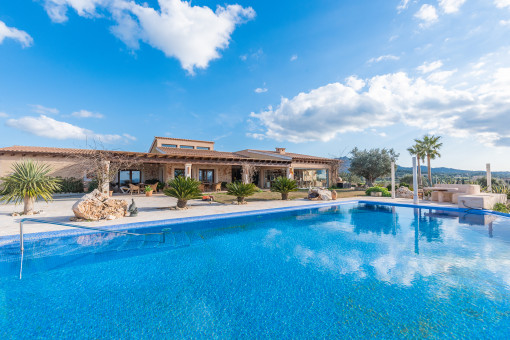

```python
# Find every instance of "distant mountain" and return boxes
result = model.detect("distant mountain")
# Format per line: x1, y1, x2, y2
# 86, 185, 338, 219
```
337, 157, 510, 177
396, 166, 510, 178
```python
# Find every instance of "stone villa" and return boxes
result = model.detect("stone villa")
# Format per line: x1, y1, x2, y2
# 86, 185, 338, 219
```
0, 137, 339, 191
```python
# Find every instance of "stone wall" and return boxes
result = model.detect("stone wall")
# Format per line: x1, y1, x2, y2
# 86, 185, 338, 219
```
0, 154, 85, 179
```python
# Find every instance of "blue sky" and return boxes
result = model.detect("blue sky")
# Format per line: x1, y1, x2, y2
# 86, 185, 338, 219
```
1, 0, 510, 170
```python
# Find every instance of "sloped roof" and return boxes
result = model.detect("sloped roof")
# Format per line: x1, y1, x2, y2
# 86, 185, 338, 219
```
157, 147, 249, 159
239, 149, 335, 162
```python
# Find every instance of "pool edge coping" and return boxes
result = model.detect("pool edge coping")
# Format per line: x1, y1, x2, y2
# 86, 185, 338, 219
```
1, 198, 509, 246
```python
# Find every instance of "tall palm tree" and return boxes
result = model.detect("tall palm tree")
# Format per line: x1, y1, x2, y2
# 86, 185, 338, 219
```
406, 143, 425, 186
417, 135, 443, 185
0, 160, 61, 214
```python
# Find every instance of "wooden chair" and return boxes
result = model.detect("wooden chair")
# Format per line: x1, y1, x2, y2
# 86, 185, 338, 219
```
213, 182, 222, 192
129, 183, 140, 195
150, 182, 158, 193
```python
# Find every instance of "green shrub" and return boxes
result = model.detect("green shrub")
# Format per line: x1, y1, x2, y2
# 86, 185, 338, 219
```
164, 176, 202, 209
365, 186, 391, 197
493, 203, 510, 214
55, 177, 84, 193
226, 182, 258, 204
270, 177, 298, 200
87, 179, 98, 193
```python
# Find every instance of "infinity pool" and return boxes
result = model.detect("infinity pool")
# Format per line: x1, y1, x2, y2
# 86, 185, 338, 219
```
1, 202, 510, 338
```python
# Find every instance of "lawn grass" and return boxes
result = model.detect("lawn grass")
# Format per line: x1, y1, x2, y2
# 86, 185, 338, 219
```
209, 189, 366, 204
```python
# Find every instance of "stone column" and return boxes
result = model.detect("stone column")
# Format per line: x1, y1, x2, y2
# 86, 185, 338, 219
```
185, 163, 192, 179
391, 161, 395, 199
100, 160, 110, 194
486, 163, 492, 193
412, 157, 419, 204
286, 167, 294, 180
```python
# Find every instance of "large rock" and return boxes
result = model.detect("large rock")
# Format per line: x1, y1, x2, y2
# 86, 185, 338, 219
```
396, 186, 414, 199
308, 188, 333, 201
72, 190, 128, 221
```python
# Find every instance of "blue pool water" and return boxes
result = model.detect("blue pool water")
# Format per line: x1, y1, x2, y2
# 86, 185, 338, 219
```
1, 202, 510, 338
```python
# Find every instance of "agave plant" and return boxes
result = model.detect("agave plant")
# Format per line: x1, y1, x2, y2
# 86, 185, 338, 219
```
163, 176, 202, 209
226, 181, 257, 204
0, 160, 61, 215
270, 177, 298, 200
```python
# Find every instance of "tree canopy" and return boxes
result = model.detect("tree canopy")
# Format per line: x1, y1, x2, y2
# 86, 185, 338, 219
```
348, 147, 399, 186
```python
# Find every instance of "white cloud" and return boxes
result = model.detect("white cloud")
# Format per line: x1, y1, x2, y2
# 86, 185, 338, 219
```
367, 55, 400, 63
397, 0, 410, 12
427, 69, 457, 83
415, 4, 438, 27
439, 0, 466, 14
0, 20, 33, 48
250, 60, 510, 147
6, 115, 134, 143
71, 109, 104, 118
41, 0, 255, 74
254, 88, 268, 93
417, 60, 443, 73
290, 54, 298, 62
500, 20, 510, 26
0, 112, 8, 118
30, 104, 59, 115
345, 76, 366, 91
495, 0, 510, 9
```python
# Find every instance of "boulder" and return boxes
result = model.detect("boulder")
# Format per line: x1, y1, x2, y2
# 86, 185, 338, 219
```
72, 190, 128, 221
308, 188, 333, 201
396, 186, 414, 199
331, 190, 338, 200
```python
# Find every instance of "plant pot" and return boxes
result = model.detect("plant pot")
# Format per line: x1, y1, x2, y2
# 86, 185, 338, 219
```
282, 193, 289, 200
109, 191, 113, 197
146, 191, 153, 197
371, 192, 382, 197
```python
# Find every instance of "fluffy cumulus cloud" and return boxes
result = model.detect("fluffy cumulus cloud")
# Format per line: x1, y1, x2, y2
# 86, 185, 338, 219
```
0, 20, 33, 47
415, 4, 439, 27
6, 115, 134, 143
41, 0, 255, 73
250, 55, 510, 147
438, 0, 466, 14
0, 112, 8, 118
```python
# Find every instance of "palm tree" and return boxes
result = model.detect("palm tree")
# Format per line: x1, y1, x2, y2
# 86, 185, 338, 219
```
417, 135, 443, 185
407, 143, 425, 186
226, 181, 258, 204
163, 176, 202, 209
0, 160, 61, 215
270, 177, 298, 200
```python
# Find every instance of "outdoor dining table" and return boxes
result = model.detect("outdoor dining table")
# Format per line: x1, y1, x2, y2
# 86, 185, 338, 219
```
424, 187, 458, 203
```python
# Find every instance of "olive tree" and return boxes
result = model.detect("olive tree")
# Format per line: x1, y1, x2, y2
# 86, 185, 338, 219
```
348, 147, 399, 187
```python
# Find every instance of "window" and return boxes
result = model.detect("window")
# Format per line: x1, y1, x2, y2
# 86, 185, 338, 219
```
179, 145, 194, 149
174, 169, 185, 178
294, 169, 329, 188
196, 146, 210, 150
199, 169, 214, 183
118, 170, 141, 185
162, 144, 177, 148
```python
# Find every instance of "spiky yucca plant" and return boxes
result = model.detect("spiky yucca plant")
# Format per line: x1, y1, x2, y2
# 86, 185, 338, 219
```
270, 177, 298, 200
0, 160, 61, 214
163, 176, 202, 209
226, 181, 257, 204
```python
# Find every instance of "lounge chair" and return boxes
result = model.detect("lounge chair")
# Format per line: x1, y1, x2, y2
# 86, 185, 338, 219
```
129, 183, 141, 195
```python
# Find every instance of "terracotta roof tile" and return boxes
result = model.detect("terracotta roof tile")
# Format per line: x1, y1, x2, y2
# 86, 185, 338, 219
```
157, 147, 249, 159
241, 149, 335, 161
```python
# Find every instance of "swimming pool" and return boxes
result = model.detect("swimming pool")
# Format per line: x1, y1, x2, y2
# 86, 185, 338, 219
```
1, 202, 510, 338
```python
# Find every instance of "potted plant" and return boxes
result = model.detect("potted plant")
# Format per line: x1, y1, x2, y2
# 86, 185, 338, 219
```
163, 176, 202, 209
270, 177, 298, 200
145, 185, 153, 197
424, 190, 432, 200
226, 181, 257, 204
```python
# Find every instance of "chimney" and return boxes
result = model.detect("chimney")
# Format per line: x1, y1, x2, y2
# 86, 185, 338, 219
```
276, 147, 286, 155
